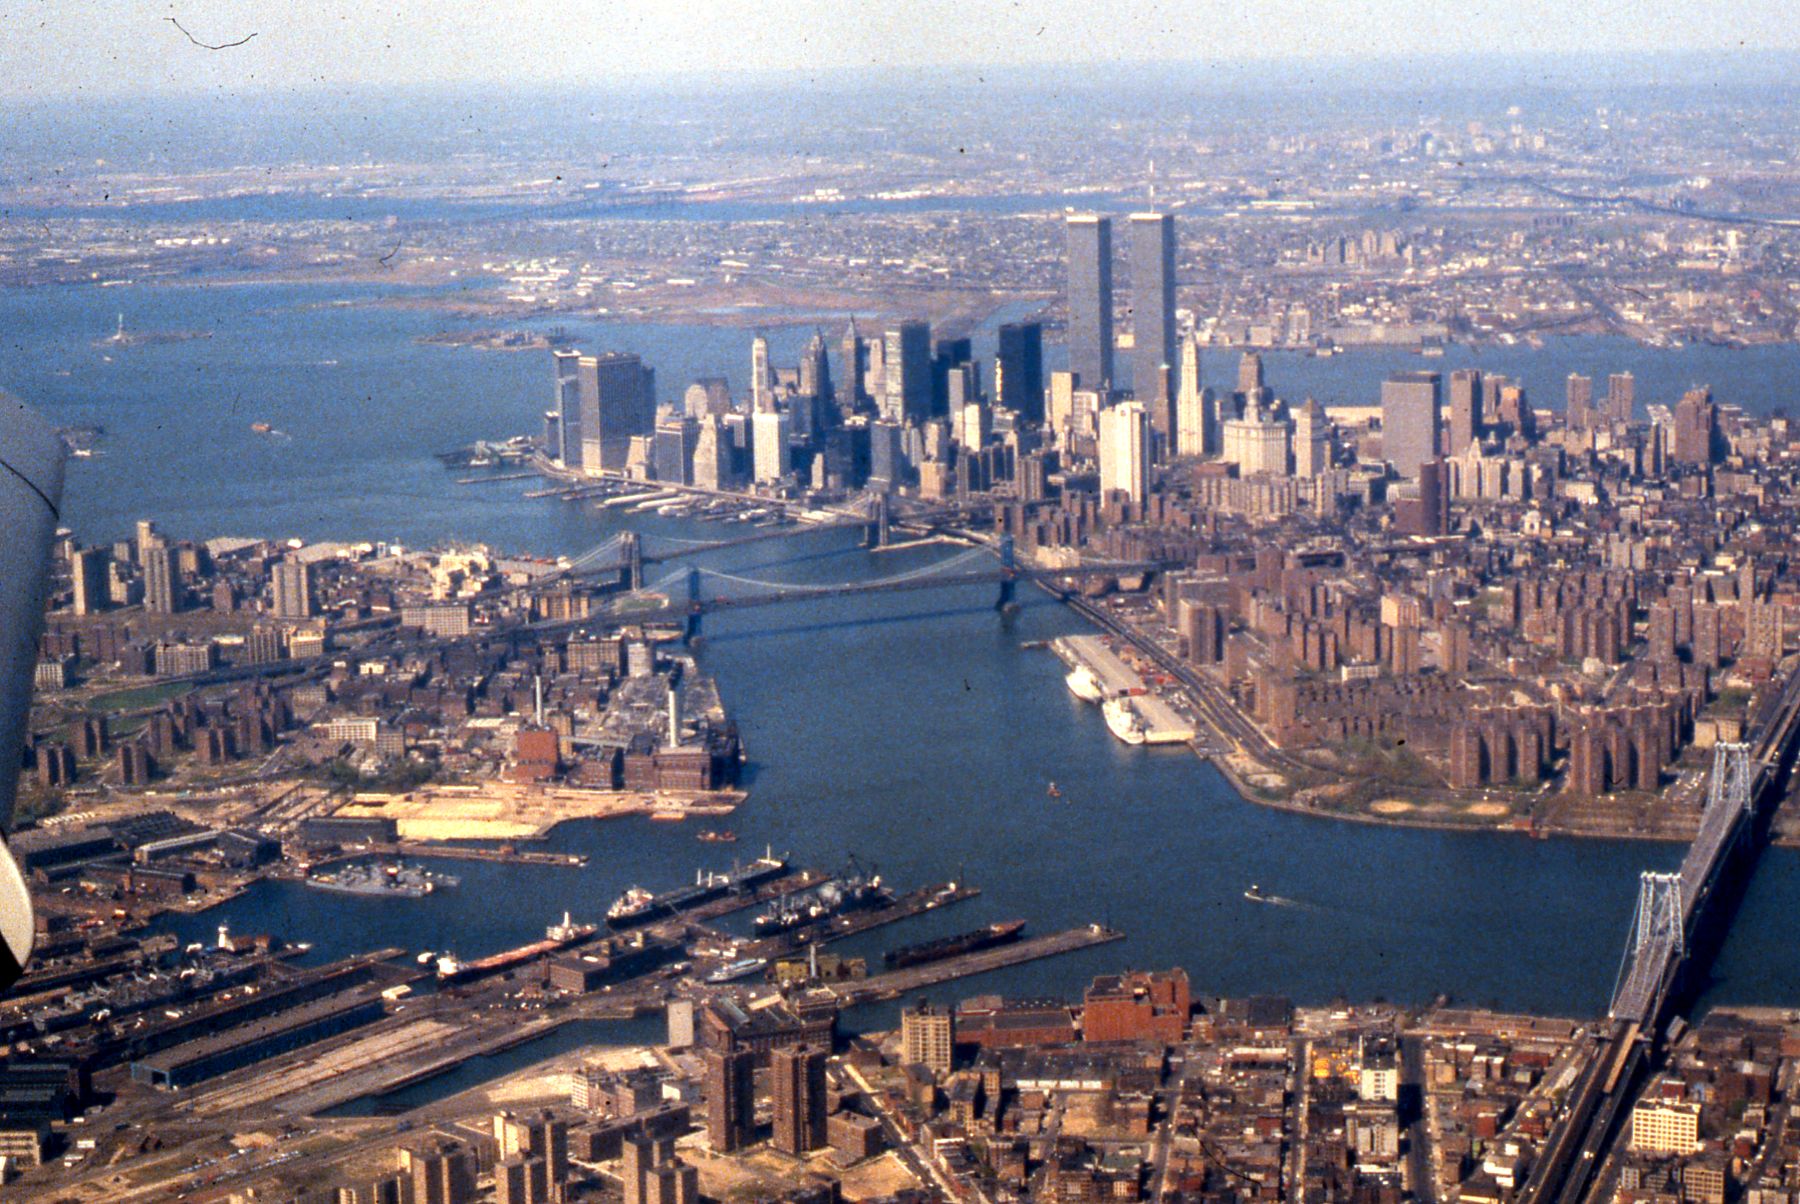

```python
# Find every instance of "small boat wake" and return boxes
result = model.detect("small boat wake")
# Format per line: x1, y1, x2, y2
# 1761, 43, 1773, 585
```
1243, 884, 1312, 909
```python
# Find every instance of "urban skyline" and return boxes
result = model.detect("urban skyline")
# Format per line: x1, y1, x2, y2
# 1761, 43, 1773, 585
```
10, 15, 1800, 1202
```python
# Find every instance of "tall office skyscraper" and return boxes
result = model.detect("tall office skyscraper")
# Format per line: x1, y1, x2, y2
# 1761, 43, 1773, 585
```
1065, 214, 1113, 389
1566, 373, 1594, 430
995, 321, 1044, 423
1174, 334, 1208, 458
750, 335, 773, 412
752, 410, 791, 484
1381, 371, 1442, 479
704, 1049, 755, 1153
1294, 398, 1331, 477
1236, 352, 1266, 403
1098, 401, 1151, 504
1609, 372, 1636, 424
1448, 368, 1481, 453
1130, 213, 1177, 435
799, 329, 833, 423
930, 336, 973, 420
272, 559, 314, 620
840, 318, 870, 413
692, 417, 731, 491
576, 352, 657, 474
552, 349, 582, 467
881, 320, 931, 426
770, 1045, 828, 1156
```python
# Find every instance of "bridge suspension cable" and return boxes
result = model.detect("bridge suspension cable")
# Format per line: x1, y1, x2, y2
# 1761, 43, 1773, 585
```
684, 547, 994, 597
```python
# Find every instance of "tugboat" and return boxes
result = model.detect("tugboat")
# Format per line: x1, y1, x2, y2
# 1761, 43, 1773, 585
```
1047, 781, 1062, 799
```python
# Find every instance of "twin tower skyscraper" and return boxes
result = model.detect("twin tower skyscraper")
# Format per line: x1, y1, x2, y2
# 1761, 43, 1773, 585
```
1064, 211, 1179, 422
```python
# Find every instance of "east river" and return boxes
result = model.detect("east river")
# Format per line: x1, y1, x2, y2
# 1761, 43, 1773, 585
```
7, 278, 1800, 1048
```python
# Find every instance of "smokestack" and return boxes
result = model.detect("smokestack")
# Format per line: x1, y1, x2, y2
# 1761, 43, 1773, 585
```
667, 685, 681, 748
535, 675, 543, 726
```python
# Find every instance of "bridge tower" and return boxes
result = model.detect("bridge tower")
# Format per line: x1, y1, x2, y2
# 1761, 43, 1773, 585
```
996, 533, 1017, 612
863, 493, 891, 549
621, 530, 644, 592
1610, 869, 1685, 1020
1711, 741, 1753, 821
683, 566, 703, 643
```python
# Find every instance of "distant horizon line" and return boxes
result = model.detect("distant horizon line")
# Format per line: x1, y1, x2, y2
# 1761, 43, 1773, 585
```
8, 46, 1800, 108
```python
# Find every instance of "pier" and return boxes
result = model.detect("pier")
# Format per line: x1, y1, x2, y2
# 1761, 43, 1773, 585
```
739, 882, 981, 958
829, 924, 1125, 1005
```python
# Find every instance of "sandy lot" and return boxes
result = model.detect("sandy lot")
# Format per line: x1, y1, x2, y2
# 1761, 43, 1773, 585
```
334, 782, 743, 839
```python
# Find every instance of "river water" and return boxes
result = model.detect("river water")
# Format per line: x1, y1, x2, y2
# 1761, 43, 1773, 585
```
8, 279, 1800, 1031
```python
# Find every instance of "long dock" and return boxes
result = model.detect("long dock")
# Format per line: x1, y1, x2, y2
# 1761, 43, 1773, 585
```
455, 470, 538, 485
394, 842, 588, 868
830, 924, 1124, 1005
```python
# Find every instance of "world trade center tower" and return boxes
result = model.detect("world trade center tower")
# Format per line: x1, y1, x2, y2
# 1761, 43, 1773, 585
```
1065, 213, 1113, 390
1130, 211, 1177, 436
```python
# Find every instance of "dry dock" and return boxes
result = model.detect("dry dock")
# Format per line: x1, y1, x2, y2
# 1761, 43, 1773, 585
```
831, 924, 1124, 1005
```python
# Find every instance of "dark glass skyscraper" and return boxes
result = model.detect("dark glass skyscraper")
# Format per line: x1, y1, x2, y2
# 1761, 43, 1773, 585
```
996, 321, 1044, 423
930, 336, 973, 419
881, 320, 932, 426
1130, 213, 1177, 431
1065, 214, 1113, 389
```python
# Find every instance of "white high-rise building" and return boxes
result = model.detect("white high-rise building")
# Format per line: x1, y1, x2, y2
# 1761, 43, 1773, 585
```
752, 409, 790, 484
1175, 334, 1209, 458
1098, 401, 1150, 504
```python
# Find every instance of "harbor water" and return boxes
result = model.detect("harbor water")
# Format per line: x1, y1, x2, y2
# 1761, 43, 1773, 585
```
8, 279, 1800, 1029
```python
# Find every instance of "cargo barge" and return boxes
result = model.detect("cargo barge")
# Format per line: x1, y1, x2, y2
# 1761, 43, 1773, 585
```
884, 919, 1026, 969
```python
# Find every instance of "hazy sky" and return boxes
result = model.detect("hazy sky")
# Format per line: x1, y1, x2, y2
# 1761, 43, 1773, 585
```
1, 0, 1797, 101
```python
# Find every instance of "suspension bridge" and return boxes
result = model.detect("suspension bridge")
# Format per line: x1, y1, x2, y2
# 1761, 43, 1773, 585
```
536, 516, 1181, 641
543, 494, 947, 591
1521, 662, 1800, 1204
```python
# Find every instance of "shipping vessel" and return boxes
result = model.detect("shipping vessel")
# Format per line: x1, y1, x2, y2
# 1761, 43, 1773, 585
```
883, 919, 1026, 969
436, 913, 598, 984
606, 852, 790, 930
752, 860, 886, 937
606, 886, 657, 923
1064, 666, 1105, 704
306, 860, 459, 898
1103, 697, 1148, 745
705, 957, 768, 984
